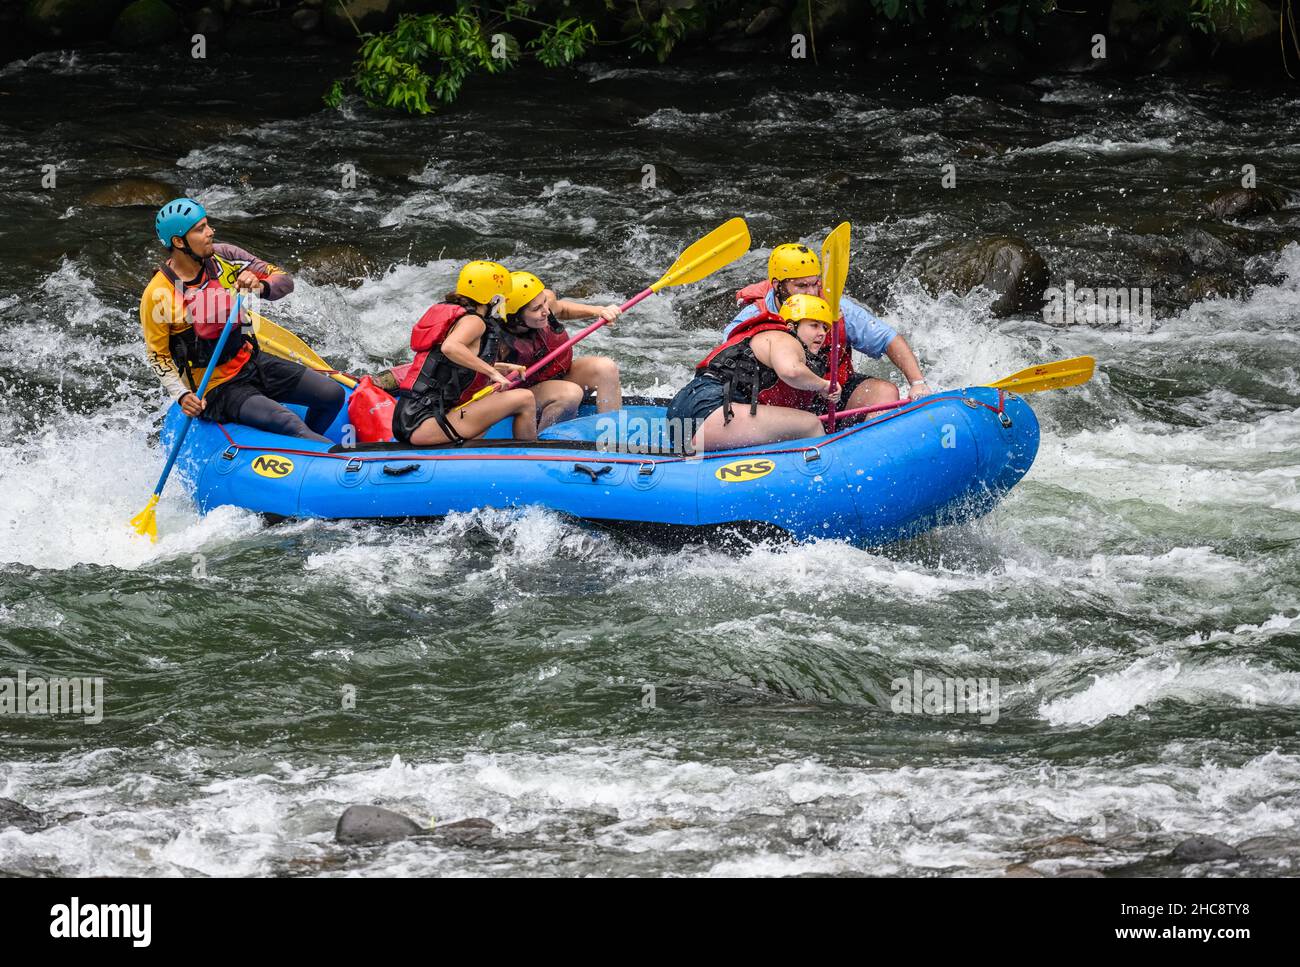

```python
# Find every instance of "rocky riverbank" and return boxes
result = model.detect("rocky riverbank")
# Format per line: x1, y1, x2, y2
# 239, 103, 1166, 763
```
5, 1, 1299, 83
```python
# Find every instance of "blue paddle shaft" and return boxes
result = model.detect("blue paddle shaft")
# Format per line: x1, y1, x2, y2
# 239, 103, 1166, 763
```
147, 293, 245, 498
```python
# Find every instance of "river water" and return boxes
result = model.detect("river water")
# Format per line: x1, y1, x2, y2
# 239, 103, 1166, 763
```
0, 48, 1297, 876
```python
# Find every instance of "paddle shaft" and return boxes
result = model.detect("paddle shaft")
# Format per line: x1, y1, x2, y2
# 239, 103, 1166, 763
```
494, 285, 654, 393
819, 395, 910, 425
146, 295, 244, 498
825, 330, 842, 431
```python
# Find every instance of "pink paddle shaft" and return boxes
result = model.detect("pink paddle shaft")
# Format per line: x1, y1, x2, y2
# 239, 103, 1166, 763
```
511, 286, 655, 387
818, 396, 912, 425
825, 327, 841, 431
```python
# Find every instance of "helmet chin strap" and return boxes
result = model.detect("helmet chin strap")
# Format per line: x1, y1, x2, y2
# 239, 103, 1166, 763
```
172, 234, 202, 263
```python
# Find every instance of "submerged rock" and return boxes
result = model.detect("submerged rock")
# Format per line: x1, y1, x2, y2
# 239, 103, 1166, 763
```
335, 805, 499, 847
1003, 863, 1046, 877
25, 0, 124, 41
1170, 835, 1240, 863
323, 0, 396, 41
335, 804, 423, 845
432, 817, 497, 846
918, 235, 1049, 317
1055, 867, 1106, 877
291, 8, 321, 33
745, 6, 783, 37
0, 798, 48, 833
297, 243, 381, 288
1206, 186, 1288, 220
111, 0, 182, 48
84, 177, 176, 208
624, 163, 689, 193
191, 6, 223, 39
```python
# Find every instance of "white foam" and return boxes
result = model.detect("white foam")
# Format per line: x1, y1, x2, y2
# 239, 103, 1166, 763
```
1013, 135, 1177, 156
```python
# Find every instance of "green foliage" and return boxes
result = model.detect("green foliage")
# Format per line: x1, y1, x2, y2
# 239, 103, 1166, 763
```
627, 1, 707, 62
1187, 0, 1254, 34
531, 17, 599, 66
328, 3, 598, 115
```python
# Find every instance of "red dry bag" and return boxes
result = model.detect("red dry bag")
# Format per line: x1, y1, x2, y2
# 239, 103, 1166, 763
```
346, 376, 396, 443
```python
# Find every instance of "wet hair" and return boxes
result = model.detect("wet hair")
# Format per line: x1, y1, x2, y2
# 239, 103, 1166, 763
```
444, 292, 481, 312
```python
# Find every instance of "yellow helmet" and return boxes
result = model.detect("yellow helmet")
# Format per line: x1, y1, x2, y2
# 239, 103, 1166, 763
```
455, 260, 512, 305
768, 243, 821, 282
505, 271, 545, 316
779, 294, 834, 328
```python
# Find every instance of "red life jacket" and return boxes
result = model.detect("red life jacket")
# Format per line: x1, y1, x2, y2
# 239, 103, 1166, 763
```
696, 312, 790, 372
736, 280, 854, 410
694, 313, 792, 422
499, 314, 573, 386
397, 303, 499, 408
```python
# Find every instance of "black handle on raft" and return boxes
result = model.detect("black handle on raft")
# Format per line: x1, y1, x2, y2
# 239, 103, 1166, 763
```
573, 463, 613, 482
382, 463, 420, 477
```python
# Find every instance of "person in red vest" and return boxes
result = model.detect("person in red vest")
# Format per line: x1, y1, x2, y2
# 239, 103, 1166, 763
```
728, 243, 932, 414
666, 294, 839, 452
498, 271, 624, 431
390, 261, 537, 445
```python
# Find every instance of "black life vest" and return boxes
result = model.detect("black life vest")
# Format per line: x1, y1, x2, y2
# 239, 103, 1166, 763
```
695, 313, 792, 422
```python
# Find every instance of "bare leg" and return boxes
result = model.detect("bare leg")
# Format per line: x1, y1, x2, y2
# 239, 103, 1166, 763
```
409, 388, 538, 445
691, 403, 824, 452
528, 379, 584, 431
564, 356, 622, 413
845, 377, 900, 410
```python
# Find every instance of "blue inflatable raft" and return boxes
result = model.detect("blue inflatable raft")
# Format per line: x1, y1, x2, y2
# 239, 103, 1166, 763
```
161, 386, 1039, 545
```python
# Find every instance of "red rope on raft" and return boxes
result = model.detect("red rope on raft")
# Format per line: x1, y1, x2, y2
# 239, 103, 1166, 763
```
212, 392, 972, 466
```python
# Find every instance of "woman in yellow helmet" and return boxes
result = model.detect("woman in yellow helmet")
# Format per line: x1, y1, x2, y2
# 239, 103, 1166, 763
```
730, 242, 932, 411
666, 294, 839, 452
390, 261, 538, 445
498, 271, 624, 430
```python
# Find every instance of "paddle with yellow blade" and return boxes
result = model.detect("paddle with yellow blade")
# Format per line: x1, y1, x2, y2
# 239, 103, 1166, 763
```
455, 217, 752, 412
252, 312, 357, 389
819, 355, 1097, 425
129, 293, 246, 542
819, 222, 850, 432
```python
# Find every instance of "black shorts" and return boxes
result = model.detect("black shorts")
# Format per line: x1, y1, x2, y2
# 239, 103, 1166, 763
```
201, 352, 307, 425
666, 376, 727, 429
391, 393, 468, 445
808, 372, 873, 413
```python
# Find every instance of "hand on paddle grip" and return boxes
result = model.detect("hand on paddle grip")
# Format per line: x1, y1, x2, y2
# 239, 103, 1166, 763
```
179, 392, 206, 417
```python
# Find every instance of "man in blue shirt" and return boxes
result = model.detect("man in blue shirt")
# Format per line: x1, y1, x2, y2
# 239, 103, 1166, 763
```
728, 243, 932, 411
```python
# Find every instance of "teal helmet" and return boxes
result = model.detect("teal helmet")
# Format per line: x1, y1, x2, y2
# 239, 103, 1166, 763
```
155, 198, 206, 249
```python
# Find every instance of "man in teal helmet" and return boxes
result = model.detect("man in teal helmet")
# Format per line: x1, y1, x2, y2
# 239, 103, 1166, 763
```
139, 198, 343, 442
